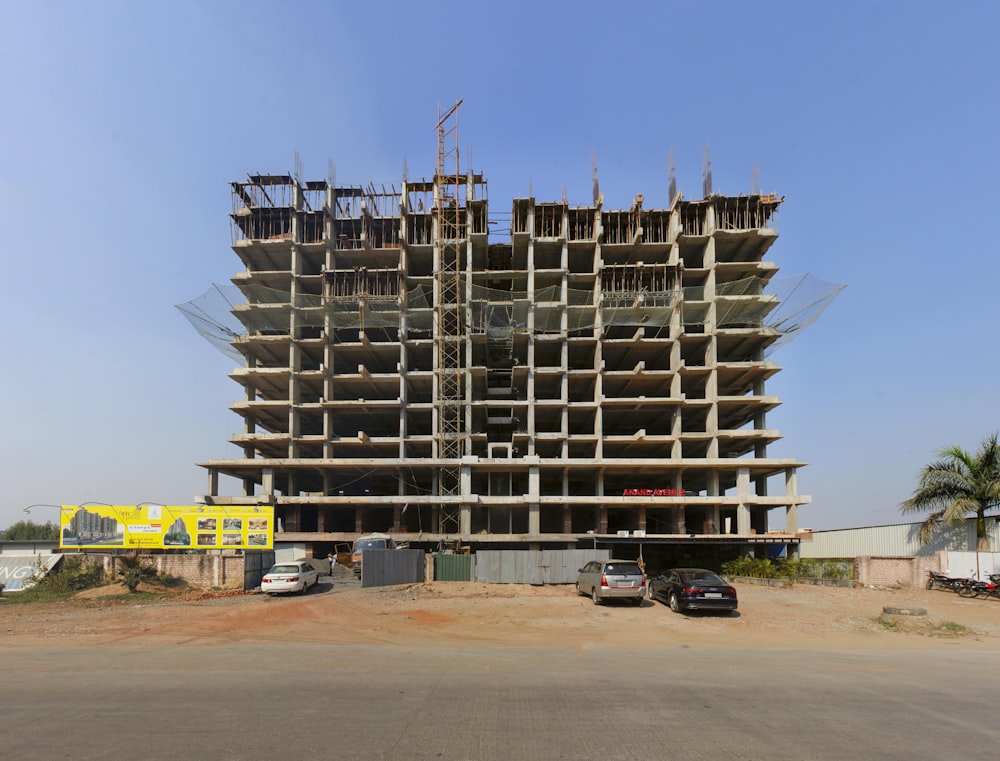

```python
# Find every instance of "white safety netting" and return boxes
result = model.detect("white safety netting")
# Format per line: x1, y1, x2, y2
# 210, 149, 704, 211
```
177, 274, 844, 362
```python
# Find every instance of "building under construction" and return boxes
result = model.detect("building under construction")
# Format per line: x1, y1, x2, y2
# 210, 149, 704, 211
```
182, 109, 842, 566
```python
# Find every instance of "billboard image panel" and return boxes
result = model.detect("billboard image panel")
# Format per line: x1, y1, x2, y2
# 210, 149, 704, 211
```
59, 505, 274, 550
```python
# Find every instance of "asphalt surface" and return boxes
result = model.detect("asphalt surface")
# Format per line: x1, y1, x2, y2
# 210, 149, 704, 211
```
5, 643, 1000, 760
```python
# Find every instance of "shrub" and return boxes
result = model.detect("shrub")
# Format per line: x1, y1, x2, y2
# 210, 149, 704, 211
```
4, 556, 105, 604
722, 557, 854, 582
722, 557, 781, 579
117, 557, 158, 593
57, 556, 106, 591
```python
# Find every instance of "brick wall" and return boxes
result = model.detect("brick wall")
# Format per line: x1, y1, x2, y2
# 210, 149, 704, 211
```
86, 554, 247, 589
855, 555, 941, 587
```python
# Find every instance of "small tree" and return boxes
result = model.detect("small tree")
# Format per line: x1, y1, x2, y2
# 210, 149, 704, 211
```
117, 556, 157, 593
901, 433, 1000, 550
1, 520, 59, 541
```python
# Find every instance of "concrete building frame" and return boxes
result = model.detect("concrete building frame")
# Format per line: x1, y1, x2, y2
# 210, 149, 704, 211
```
196, 160, 812, 561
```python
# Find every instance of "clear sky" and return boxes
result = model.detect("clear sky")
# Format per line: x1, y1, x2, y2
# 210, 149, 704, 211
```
2, 1, 998, 532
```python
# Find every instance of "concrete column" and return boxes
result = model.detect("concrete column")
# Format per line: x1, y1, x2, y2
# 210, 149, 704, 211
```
736, 467, 751, 536
785, 468, 799, 534
736, 505, 751, 536
207, 469, 219, 497
528, 467, 540, 530
786, 504, 799, 535
704, 234, 719, 459
459, 463, 473, 535
460, 504, 472, 535
460, 465, 472, 499
262, 468, 275, 496
529, 503, 540, 535
709, 505, 720, 535
288, 240, 301, 459
528, 465, 540, 500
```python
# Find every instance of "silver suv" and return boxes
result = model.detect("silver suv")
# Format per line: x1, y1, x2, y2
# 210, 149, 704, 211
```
576, 559, 646, 605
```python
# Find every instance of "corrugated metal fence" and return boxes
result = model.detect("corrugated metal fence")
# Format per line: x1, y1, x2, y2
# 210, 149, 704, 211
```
243, 550, 275, 591
360, 549, 610, 586
433, 553, 473, 581
475, 549, 608, 584
361, 549, 426, 588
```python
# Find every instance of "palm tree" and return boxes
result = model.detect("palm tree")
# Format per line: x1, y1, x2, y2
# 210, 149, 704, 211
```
901, 433, 1000, 549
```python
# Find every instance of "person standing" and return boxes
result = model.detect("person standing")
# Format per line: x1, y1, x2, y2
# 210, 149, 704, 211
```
327, 552, 336, 579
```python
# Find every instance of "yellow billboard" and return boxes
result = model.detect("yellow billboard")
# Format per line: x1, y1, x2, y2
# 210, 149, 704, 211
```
59, 505, 274, 551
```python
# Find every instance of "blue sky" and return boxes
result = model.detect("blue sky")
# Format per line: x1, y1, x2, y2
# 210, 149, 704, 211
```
1, 1, 998, 532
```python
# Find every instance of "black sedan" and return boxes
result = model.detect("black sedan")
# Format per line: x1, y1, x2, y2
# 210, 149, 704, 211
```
648, 568, 738, 614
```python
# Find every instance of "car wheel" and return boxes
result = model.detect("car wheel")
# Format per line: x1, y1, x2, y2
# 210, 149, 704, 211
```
669, 593, 681, 612
592, 587, 601, 605
633, 597, 643, 607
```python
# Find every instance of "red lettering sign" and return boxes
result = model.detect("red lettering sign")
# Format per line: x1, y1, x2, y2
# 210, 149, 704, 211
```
622, 488, 684, 497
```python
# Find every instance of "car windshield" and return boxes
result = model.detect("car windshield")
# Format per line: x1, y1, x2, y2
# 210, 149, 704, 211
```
268, 565, 299, 574
355, 540, 387, 551
605, 563, 642, 575
683, 571, 725, 584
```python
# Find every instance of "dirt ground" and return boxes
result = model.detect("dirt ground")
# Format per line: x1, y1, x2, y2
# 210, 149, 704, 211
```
5, 575, 1000, 651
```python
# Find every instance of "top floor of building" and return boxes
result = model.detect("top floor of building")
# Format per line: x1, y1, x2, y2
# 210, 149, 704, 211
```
228, 172, 783, 258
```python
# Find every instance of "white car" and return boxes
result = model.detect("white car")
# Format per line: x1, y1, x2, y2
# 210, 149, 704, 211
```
261, 561, 320, 595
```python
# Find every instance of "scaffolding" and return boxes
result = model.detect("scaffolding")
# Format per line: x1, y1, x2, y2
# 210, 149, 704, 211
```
434, 100, 465, 534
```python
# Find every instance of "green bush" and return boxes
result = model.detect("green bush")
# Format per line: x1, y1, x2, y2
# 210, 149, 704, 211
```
3, 556, 105, 604
722, 557, 781, 579
722, 557, 853, 581
57, 556, 106, 590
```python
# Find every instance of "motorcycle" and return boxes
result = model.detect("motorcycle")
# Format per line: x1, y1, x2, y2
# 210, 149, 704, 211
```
926, 570, 972, 593
976, 574, 1000, 600
956, 577, 992, 598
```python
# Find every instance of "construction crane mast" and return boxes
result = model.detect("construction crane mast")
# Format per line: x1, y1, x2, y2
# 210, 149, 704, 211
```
434, 99, 465, 534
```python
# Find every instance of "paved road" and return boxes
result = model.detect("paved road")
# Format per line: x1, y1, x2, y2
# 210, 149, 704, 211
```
4, 643, 1000, 760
